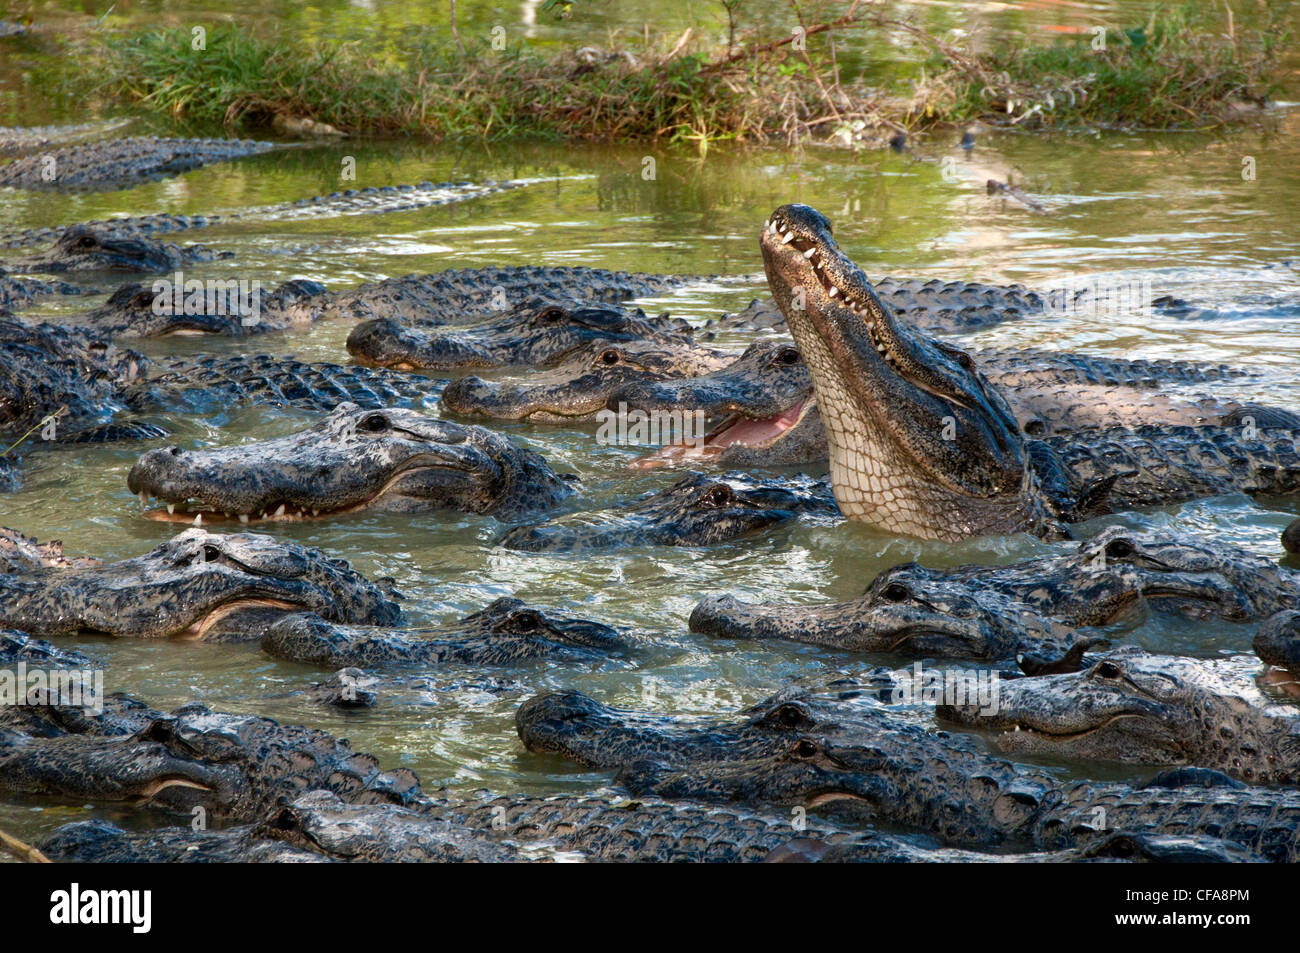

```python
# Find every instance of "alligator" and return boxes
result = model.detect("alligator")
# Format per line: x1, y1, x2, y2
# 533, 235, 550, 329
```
0, 630, 93, 669
0, 224, 230, 274
498, 471, 840, 552
127, 404, 575, 523
346, 300, 694, 371
0, 320, 443, 482
0, 180, 524, 249
36, 790, 1263, 862
441, 338, 731, 422
759, 204, 1300, 539
1284, 517, 1300, 556
261, 597, 627, 668
0, 136, 275, 190
1255, 611, 1300, 678
611, 339, 1296, 469
0, 119, 135, 158
0, 693, 423, 821
0, 275, 96, 312
690, 526, 1300, 665
516, 686, 1300, 860
303, 666, 522, 710
0, 528, 401, 641
936, 648, 1300, 786
76, 278, 327, 337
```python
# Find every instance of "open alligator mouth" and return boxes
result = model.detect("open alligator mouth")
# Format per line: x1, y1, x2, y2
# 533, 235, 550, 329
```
177, 598, 310, 640
137, 459, 473, 523
630, 398, 814, 469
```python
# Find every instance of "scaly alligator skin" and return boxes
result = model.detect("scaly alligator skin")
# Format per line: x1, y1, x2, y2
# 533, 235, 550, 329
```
0, 136, 275, 190
0, 528, 400, 641
937, 647, 1300, 785
77, 278, 327, 337
1255, 611, 1300, 678
347, 300, 693, 370
516, 686, 1300, 860
0, 630, 93, 668
759, 204, 1300, 539
0, 120, 135, 158
0, 180, 521, 249
498, 471, 840, 552
321, 267, 706, 326
0, 224, 230, 274
442, 338, 731, 422
37, 790, 1260, 862
261, 597, 627, 668
0, 694, 423, 821
127, 404, 576, 522
611, 339, 1294, 469
0, 275, 96, 312
690, 526, 1300, 665
0, 527, 100, 573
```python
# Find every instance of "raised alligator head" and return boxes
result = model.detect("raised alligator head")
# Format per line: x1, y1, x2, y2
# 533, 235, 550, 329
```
128, 403, 575, 522
441, 339, 730, 422
0, 528, 401, 640
936, 650, 1300, 785
497, 471, 838, 551
760, 204, 1046, 539
346, 299, 692, 371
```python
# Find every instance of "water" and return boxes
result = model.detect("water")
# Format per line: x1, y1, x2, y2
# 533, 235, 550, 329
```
1, 1, 1300, 845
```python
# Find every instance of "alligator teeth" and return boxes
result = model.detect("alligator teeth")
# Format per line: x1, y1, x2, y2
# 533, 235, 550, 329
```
139, 492, 147, 506
238, 514, 249, 524
828, 286, 838, 297
166, 503, 175, 515
781, 231, 794, 245
273, 504, 286, 518
803, 247, 816, 259
193, 513, 202, 526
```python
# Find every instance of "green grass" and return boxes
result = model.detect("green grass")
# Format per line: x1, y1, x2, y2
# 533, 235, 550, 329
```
47, 4, 1288, 145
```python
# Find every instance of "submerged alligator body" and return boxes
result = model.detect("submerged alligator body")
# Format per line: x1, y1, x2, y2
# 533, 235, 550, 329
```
261, 597, 628, 668
938, 648, 1300, 785
0, 120, 135, 158
0, 528, 400, 641
498, 471, 840, 552
0, 694, 422, 822
759, 204, 1300, 539
0, 136, 275, 191
0, 180, 523, 249
691, 526, 1300, 666
347, 300, 694, 370
0, 275, 96, 312
516, 685, 1300, 861
128, 404, 575, 523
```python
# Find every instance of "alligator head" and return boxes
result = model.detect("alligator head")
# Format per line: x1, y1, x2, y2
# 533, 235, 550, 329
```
760, 204, 1046, 539
128, 403, 575, 522
83, 278, 326, 338
689, 562, 1098, 664
262, 596, 628, 668
1075, 526, 1300, 621
0, 528, 401, 640
936, 650, 1300, 785
346, 300, 692, 370
608, 340, 826, 468
497, 471, 838, 551
442, 339, 729, 422
4, 225, 219, 273
1256, 611, 1300, 678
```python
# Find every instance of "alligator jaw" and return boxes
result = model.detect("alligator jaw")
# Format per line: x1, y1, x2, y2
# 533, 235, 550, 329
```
630, 398, 813, 469
177, 597, 311, 641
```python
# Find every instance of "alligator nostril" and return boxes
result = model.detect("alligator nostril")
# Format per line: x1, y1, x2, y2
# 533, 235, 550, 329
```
168, 446, 183, 456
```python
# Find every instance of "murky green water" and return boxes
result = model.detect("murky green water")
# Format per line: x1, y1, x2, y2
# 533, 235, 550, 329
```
2, 1, 1300, 845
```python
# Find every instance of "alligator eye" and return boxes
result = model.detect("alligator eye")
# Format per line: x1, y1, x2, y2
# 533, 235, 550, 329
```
772, 704, 809, 728
597, 348, 622, 366
505, 610, 544, 632
200, 544, 222, 562
774, 346, 802, 366
879, 582, 909, 603
536, 307, 568, 322
75, 236, 97, 249
1104, 538, 1135, 559
791, 739, 820, 759
359, 413, 389, 432
700, 485, 734, 507
1093, 661, 1123, 679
